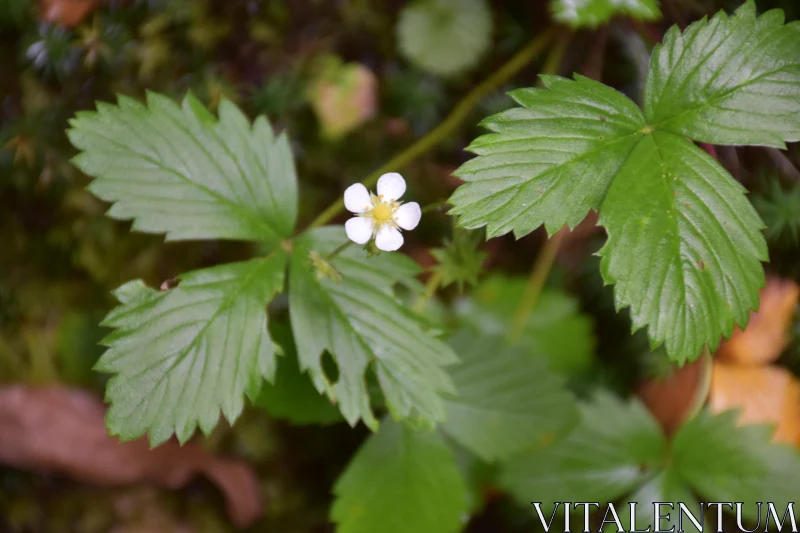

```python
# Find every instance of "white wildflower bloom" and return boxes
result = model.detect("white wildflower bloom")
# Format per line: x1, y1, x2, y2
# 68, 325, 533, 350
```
343, 172, 421, 252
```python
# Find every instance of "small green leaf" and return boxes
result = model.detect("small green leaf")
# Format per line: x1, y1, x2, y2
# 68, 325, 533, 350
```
97, 251, 287, 446
598, 131, 767, 362
288, 227, 458, 431
68, 92, 298, 243
753, 180, 800, 246
449, 75, 645, 238
331, 418, 468, 533
550, 0, 660, 28
441, 331, 578, 462
254, 322, 343, 426
645, 1, 800, 147
397, 0, 492, 78
455, 276, 594, 374
430, 227, 487, 292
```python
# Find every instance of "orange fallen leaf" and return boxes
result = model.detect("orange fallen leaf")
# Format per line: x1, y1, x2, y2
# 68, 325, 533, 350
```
41, 0, 105, 28
0, 385, 262, 527
637, 356, 708, 436
717, 277, 799, 366
708, 362, 800, 445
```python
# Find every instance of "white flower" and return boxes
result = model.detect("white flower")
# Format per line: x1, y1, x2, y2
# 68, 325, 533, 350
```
343, 172, 421, 252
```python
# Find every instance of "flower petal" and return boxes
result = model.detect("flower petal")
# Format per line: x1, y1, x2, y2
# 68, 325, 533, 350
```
376, 172, 406, 201
344, 183, 372, 213
394, 202, 421, 231
375, 225, 404, 251
345, 217, 373, 244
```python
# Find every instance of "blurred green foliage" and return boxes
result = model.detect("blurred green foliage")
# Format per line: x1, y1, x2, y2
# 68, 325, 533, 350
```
1, 0, 799, 531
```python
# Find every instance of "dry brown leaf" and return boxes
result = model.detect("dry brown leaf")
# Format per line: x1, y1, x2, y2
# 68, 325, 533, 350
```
637, 356, 706, 436
40, 0, 105, 28
709, 362, 800, 445
717, 277, 799, 366
0, 385, 263, 527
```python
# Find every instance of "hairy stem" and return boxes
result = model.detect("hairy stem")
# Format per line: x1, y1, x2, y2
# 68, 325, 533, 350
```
420, 200, 452, 214
326, 240, 354, 261
412, 271, 443, 314
305, 27, 558, 231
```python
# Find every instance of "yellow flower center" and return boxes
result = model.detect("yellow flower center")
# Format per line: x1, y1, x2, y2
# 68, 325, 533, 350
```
369, 201, 396, 227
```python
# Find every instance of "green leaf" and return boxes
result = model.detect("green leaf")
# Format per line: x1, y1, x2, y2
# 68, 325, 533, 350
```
440, 331, 578, 462
68, 92, 297, 243
97, 251, 287, 446
331, 418, 468, 533
500, 394, 693, 533
500, 393, 800, 530
454, 276, 594, 374
753, 180, 800, 246
673, 410, 800, 520
254, 322, 343, 426
645, 1, 800, 147
450, 69, 771, 363
449, 75, 646, 238
288, 227, 458, 431
430, 227, 487, 292
397, 0, 492, 78
550, 0, 660, 28
499, 393, 665, 516
598, 131, 766, 362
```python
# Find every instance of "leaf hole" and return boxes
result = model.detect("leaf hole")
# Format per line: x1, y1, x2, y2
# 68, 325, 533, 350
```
321, 351, 340, 384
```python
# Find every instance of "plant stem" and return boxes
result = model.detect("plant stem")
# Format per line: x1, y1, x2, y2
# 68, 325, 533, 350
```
305, 27, 558, 231
507, 229, 566, 344
412, 271, 443, 314
326, 240, 353, 261
685, 349, 713, 422
420, 200, 451, 214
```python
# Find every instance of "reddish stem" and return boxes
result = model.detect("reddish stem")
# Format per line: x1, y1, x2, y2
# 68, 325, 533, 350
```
699, 143, 718, 159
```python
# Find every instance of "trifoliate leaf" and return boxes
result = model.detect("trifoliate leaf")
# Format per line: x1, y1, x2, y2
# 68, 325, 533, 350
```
68, 92, 297, 243
449, 75, 646, 238
288, 227, 458, 431
645, 1, 800, 148
97, 251, 287, 446
598, 131, 767, 363
550, 0, 660, 28
254, 322, 342, 426
331, 418, 468, 533
430, 227, 487, 292
397, 0, 492, 78
500, 393, 800, 530
454, 276, 594, 374
440, 331, 578, 462
450, 69, 771, 363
